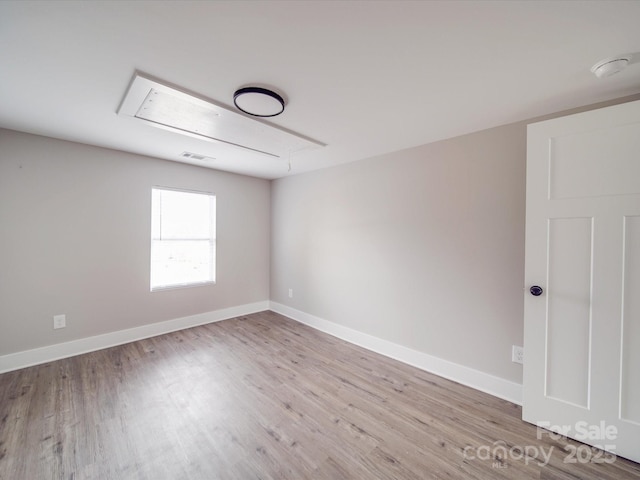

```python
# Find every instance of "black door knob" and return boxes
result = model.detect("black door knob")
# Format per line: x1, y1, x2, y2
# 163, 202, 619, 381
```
530, 286, 543, 296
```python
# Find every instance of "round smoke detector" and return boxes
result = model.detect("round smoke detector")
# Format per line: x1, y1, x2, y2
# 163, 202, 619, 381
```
591, 56, 631, 78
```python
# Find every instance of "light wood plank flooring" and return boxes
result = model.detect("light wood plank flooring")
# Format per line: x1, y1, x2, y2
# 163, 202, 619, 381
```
1, 311, 639, 479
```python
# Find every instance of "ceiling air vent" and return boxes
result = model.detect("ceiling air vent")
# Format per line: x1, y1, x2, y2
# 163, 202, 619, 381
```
180, 151, 214, 162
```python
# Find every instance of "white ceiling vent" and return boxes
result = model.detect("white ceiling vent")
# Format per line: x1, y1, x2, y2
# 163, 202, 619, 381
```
117, 73, 324, 160
180, 151, 215, 162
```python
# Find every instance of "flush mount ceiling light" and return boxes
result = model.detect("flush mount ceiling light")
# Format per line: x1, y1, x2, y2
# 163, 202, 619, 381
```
591, 55, 632, 78
233, 87, 285, 117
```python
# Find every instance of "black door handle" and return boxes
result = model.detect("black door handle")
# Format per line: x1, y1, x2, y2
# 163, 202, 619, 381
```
530, 286, 543, 296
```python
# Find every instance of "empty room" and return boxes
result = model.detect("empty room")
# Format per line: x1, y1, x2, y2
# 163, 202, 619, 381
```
1, 1, 640, 479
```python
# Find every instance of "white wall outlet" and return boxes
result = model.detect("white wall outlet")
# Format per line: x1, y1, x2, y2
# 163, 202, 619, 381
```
288, 288, 293, 298
512, 345, 524, 364
53, 314, 66, 329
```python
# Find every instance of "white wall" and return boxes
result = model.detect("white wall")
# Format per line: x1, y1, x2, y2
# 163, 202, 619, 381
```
0, 129, 271, 356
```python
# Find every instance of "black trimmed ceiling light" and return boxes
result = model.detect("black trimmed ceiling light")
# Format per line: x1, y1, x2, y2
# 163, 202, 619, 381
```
233, 87, 285, 117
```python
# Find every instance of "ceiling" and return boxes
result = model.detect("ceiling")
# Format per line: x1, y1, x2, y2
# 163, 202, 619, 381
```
1, 1, 639, 180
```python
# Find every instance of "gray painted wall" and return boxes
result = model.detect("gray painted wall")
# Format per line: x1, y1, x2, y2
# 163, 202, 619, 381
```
271, 123, 527, 382
0, 129, 271, 355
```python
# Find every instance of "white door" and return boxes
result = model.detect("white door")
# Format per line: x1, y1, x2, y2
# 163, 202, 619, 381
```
523, 99, 640, 464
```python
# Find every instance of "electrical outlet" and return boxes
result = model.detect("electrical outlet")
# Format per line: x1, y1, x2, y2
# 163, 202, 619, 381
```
512, 345, 524, 364
288, 288, 293, 298
53, 314, 66, 329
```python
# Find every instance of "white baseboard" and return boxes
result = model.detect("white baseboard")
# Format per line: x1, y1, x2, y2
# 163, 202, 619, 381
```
0, 301, 269, 374
270, 302, 523, 405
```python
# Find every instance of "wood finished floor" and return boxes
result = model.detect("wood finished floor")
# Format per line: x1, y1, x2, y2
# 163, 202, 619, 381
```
1, 311, 639, 480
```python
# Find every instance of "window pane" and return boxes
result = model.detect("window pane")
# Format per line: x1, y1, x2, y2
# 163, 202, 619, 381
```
156, 189, 212, 239
151, 240, 214, 288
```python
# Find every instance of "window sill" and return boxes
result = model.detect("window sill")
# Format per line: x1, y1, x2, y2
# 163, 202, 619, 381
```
150, 280, 216, 292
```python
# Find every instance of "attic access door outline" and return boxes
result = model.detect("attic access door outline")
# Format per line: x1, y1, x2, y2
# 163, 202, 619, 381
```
117, 73, 324, 161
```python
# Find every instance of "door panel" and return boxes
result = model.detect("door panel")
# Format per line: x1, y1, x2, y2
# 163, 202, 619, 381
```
621, 215, 640, 425
549, 123, 640, 199
546, 217, 592, 407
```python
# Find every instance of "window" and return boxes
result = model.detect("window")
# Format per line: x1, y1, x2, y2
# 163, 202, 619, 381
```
150, 187, 216, 290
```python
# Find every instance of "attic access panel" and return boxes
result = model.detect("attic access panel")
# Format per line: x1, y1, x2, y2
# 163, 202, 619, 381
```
117, 73, 324, 160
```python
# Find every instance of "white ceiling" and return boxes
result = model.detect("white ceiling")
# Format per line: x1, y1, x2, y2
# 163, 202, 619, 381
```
1, 1, 639, 179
